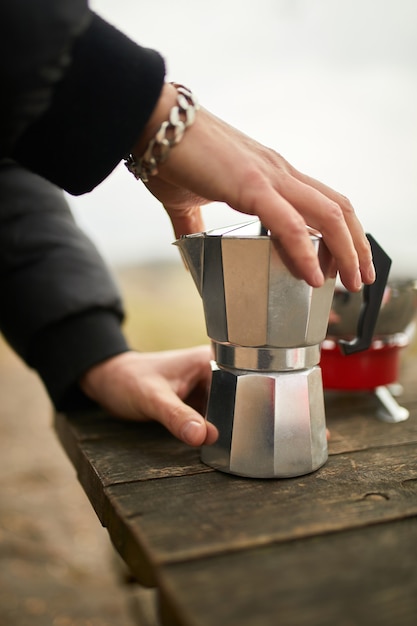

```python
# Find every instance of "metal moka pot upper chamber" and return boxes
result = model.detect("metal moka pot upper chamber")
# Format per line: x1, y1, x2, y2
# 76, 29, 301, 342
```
175, 220, 336, 351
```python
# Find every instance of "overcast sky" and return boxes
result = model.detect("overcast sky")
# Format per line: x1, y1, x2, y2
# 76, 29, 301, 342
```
69, 0, 417, 278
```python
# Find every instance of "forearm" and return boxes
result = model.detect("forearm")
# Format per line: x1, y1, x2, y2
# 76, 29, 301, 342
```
29, 309, 130, 410
5, 11, 166, 194
0, 162, 130, 409
0, 0, 92, 152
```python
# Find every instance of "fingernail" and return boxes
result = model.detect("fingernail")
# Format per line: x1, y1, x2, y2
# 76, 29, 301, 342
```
354, 268, 362, 291
313, 268, 324, 287
181, 420, 205, 446
367, 261, 376, 283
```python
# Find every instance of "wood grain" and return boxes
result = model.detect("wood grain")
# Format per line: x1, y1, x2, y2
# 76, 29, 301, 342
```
158, 517, 417, 626
54, 356, 417, 616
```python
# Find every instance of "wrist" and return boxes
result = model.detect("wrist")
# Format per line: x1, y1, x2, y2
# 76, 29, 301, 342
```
126, 82, 200, 182
131, 82, 178, 157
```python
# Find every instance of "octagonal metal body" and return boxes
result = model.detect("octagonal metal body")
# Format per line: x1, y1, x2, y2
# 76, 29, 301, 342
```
175, 220, 335, 348
174, 220, 334, 478
201, 365, 327, 478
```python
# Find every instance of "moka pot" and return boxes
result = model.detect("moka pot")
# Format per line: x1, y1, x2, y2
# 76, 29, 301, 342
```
174, 220, 391, 478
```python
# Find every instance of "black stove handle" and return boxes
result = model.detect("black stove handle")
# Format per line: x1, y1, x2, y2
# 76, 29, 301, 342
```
338, 234, 392, 356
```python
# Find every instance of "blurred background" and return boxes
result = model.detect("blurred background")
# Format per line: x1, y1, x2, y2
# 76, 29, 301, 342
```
71, 0, 417, 278
1, 1, 416, 625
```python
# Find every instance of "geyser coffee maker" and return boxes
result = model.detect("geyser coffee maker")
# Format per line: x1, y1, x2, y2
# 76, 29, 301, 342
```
175, 220, 391, 478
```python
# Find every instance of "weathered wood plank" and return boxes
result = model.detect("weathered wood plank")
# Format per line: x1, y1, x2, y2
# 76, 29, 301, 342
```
326, 396, 417, 454
55, 391, 417, 497
101, 443, 417, 586
54, 353, 417, 487
53, 356, 417, 590
54, 412, 213, 519
54, 406, 417, 529
157, 516, 417, 626
55, 409, 171, 441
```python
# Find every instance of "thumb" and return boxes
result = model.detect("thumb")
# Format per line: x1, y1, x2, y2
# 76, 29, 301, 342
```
144, 384, 218, 447
165, 205, 205, 238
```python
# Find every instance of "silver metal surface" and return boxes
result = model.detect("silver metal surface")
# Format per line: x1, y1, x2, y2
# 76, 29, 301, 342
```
213, 342, 321, 371
174, 220, 334, 478
328, 280, 417, 338
201, 365, 328, 478
374, 385, 410, 423
175, 220, 336, 348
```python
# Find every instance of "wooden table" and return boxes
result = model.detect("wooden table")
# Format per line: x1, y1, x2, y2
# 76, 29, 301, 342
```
55, 356, 417, 626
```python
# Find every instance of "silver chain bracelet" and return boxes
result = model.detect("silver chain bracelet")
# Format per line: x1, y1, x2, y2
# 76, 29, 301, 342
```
124, 83, 200, 183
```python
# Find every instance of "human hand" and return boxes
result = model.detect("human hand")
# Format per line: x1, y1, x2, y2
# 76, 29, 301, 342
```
134, 83, 375, 293
79, 347, 218, 447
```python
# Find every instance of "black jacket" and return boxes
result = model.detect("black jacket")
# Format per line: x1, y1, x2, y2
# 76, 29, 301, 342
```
0, 1, 166, 409
1, 1, 165, 193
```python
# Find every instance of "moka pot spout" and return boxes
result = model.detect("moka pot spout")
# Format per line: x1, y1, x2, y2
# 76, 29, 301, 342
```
173, 233, 205, 296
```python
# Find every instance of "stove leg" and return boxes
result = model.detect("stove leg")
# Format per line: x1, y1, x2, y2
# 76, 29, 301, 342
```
374, 385, 409, 423
386, 382, 404, 397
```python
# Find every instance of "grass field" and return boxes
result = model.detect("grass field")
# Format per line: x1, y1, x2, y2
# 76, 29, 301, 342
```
114, 261, 208, 352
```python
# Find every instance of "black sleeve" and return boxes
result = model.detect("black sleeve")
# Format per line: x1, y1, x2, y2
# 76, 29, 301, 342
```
0, 161, 130, 410
2, 4, 166, 194
0, 0, 92, 153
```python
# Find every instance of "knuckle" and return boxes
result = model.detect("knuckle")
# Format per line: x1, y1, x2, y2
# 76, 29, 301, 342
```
336, 195, 357, 221
326, 200, 344, 224
235, 169, 271, 213
289, 218, 309, 239
244, 167, 267, 188
282, 220, 317, 265
276, 212, 308, 243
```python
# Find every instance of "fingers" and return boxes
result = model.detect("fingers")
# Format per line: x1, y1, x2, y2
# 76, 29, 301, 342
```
145, 175, 208, 237
248, 169, 374, 292
273, 176, 364, 291
80, 349, 218, 447
242, 184, 326, 288
144, 387, 218, 446
141, 346, 218, 446
291, 170, 376, 287
166, 204, 205, 238
143, 103, 374, 292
